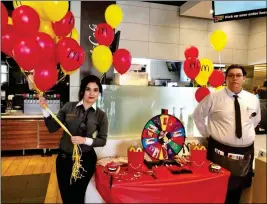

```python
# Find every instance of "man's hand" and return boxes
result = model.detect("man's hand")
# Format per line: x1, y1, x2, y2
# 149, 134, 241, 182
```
71, 136, 86, 145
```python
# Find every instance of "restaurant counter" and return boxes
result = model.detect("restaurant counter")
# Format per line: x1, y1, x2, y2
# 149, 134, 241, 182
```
1, 110, 62, 151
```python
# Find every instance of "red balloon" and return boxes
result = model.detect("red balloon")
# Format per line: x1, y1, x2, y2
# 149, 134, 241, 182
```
52, 11, 75, 37
34, 61, 58, 92
1, 2, 8, 32
95, 23, 114, 46
36, 32, 56, 62
60, 45, 85, 71
184, 46, 199, 59
183, 57, 201, 80
1, 25, 18, 57
113, 49, 132, 75
195, 87, 210, 103
56, 37, 79, 63
13, 37, 40, 71
12, 5, 40, 37
208, 70, 225, 87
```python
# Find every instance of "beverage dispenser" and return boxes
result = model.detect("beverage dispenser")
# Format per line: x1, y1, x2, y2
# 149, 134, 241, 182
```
23, 94, 61, 115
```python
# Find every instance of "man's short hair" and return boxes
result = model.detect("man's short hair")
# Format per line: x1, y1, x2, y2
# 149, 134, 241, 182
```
225, 64, 247, 76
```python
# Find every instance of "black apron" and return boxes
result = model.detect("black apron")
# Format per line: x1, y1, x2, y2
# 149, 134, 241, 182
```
207, 137, 254, 190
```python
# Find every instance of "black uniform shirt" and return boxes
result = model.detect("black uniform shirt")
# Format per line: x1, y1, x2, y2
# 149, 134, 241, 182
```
44, 101, 108, 154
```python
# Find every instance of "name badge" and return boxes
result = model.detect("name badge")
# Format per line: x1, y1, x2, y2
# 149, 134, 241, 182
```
66, 113, 76, 118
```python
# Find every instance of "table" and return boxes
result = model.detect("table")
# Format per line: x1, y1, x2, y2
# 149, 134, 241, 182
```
95, 163, 230, 203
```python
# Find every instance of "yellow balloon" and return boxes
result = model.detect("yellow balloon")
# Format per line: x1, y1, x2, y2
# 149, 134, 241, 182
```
13, 1, 21, 9
105, 4, 123, 28
39, 20, 56, 39
215, 86, 225, 91
8, 17, 12, 25
195, 74, 209, 86
210, 29, 227, 52
13, 1, 48, 20
67, 28, 79, 42
92, 45, 113, 73
42, 1, 69, 22
199, 58, 214, 78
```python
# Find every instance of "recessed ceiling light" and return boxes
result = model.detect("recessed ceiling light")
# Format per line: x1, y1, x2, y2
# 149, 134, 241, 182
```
210, 9, 214, 14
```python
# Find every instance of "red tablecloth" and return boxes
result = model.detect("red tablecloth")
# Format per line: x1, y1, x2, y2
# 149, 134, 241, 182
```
95, 164, 230, 203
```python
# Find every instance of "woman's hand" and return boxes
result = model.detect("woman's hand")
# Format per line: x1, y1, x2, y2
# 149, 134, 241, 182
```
39, 95, 48, 109
71, 136, 86, 145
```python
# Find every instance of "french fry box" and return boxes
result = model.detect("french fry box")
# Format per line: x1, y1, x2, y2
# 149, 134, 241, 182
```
190, 145, 209, 173
127, 148, 145, 173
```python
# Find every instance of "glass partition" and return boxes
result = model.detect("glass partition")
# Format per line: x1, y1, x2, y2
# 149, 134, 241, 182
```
97, 85, 213, 138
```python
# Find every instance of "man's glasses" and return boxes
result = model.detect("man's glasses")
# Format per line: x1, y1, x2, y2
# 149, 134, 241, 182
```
227, 74, 243, 79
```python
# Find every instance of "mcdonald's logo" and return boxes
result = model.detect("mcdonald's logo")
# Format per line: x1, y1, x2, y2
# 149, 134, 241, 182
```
99, 28, 107, 35
67, 50, 80, 61
201, 65, 210, 72
190, 62, 196, 69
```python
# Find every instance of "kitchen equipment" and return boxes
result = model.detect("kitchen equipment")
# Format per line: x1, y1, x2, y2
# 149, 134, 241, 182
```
23, 95, 60, 115
1, 100, 7, 113
12, 95, 24, 110
154, 79, 171, 86
167, 82, 178, 87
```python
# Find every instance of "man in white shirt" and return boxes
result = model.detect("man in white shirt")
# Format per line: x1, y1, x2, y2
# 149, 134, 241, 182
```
193, 64, 261, 204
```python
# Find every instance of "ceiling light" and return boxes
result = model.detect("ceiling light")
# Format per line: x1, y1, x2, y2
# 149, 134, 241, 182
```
210, 9, 214, 14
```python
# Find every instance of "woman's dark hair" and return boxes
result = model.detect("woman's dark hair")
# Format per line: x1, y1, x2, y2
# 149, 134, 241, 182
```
78, 75, 102, 101
225, 64, 247, 76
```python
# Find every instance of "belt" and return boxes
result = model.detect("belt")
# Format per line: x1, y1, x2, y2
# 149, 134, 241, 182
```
59, 149, 95, 160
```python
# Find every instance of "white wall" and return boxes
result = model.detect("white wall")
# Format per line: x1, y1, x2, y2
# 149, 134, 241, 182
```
116, 1, 250, 65
70, 1, 267, 98
248, 17, 267, 65
69, 1, 81, 102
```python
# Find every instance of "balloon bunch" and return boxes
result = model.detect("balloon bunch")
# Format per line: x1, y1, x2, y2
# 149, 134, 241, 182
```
1, 1, 85, 184
1, 1, 84, 93
183, 46, 225, 103
91, 4, 132, 75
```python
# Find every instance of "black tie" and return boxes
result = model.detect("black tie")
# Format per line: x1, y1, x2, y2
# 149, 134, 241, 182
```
233, 95, 242, 139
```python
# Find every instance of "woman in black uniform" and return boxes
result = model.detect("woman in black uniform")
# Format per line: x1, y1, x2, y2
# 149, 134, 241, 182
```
39, 75, 108, 204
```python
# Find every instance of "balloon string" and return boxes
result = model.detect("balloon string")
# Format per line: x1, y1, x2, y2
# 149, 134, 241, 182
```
218, 52, 222, 71
5, 57, 12, 69
56, 74, 67, 85
100, 73, 105, 82
21, 70, 72, 137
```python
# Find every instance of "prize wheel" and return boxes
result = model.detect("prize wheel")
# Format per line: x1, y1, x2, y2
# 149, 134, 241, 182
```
141, 109, 186, 160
